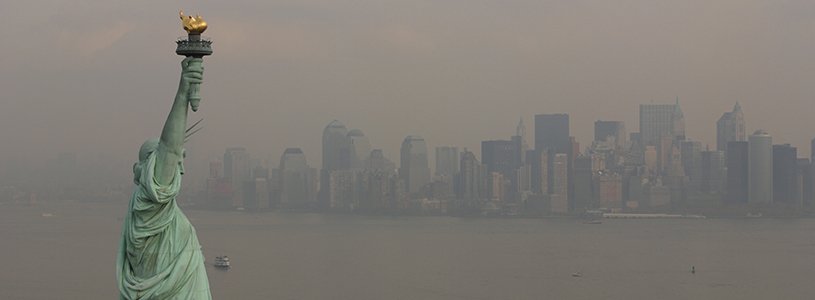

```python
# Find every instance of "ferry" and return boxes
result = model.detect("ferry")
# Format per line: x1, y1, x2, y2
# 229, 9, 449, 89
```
214, 256, 230, 268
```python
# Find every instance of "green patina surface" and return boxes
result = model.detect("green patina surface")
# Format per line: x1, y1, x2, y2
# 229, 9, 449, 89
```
116, 57, 211, 300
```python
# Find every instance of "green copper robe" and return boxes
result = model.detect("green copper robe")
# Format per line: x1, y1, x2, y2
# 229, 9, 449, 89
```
117, 150, 211, 300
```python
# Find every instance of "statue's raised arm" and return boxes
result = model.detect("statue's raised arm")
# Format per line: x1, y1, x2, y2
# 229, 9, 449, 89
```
153, 56, 203, 185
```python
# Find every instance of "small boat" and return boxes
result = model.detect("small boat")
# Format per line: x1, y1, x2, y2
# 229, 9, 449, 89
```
41, 213, 53, 217
572, 272, 583, 277
583, 219, 601, 224
214, 256, 230, 268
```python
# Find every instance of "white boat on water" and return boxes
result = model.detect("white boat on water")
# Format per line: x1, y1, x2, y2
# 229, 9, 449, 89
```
215, 256, 230, 268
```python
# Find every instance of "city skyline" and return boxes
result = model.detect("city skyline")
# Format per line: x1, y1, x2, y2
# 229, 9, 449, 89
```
3, 1, 815, 176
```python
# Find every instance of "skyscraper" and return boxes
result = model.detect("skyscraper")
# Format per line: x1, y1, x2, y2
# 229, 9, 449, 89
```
716, 102, 746, 152
551, 154, 568, 212
482, 140, 518, 202
347, 129, 371, 169
726, 141, 749, 205
277, 148, 318, 209
700, 149, 726, 195
399, 135, 430, 197
321, 120, 351, 172
435, 146, 459, 176
458, 151, 480, 200
639, 104, 675, 147
514, 117, 529, 165
481, 140, 517, 179
639, 99, 684, 147
748, 130, 773, 204
534, 114, 570, 154
224, 147, 250, 184
594, 121, 626, 149
773, 144, 798, 205
320, 120, 353, 206
672, 98, 685, 141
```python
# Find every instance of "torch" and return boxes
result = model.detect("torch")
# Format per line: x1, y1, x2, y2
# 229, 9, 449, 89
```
176, 11, 212, 112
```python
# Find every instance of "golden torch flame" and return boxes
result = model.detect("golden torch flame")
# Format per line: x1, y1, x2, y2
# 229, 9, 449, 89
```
180, 11, 207, 34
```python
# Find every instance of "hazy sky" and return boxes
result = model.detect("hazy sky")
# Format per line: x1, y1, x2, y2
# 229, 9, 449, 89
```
3, 0, 815, 171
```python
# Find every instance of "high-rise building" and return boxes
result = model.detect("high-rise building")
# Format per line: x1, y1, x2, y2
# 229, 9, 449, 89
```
672, 98, 685, 142
639, 103, 675, 147
243, 178, 269, 210
594, 121, 626, 149
716, 102, 746, 153
681, 141, 702, 191
700, 150, 726, 195
773, 144, 798, 205
321, 120, 351, 172
481, 140, 517, 179
365, 149, 397, 175
458, 151, 481, 200
320, 120, 351, 206
640, 99, 684, 173
748, 130, 773, 204
435, 146, 459, 176
224, 147, 251, 206
482, 140, 518, 202
277, 148, 318, 209
515, 117, 530, 165
811, 138, 815, 161
399, 135, 430, 197
573, 154, 595, 211
599, 173, 623, 209
726, 141, 749, 205
551, 154, 569, 212
535, 114, 570, 154
347, 129, 371, 169
798, 158, 815, 208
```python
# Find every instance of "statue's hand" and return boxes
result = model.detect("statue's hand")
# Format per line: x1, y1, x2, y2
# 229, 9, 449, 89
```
179, 56, 204, 101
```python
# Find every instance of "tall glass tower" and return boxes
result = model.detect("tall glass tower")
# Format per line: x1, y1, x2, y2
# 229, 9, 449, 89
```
400, 135, 430, 197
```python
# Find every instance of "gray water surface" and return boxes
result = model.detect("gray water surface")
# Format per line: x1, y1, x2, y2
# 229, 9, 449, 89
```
2, 203, 814, 299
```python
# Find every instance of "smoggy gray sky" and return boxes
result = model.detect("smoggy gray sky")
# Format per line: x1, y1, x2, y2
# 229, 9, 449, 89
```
2, 0, 815, 171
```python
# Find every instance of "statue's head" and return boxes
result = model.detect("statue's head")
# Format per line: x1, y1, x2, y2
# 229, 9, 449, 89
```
133, 138, 186, 185
139, 137, 160, 162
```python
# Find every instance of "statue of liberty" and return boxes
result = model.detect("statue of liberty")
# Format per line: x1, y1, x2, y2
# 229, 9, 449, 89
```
117, 13, 212, 299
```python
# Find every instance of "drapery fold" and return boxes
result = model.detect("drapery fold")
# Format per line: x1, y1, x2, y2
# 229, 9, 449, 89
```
117, 152, 211, 300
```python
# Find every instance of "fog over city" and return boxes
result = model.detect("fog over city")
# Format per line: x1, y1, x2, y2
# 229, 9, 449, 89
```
3, 0, 815, 173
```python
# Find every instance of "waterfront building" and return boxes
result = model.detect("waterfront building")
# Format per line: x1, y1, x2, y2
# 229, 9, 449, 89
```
773, 144, 799, 206
716, 102, 746, 152
672, 98, 685, 142
347, 129, 371, 170
639, 103, 675, 147
277, 148, 318, 209
599, 173, 623, 209
224, 147, 251, 206
535, 114, 570, 154
681, 141, 702, 195
458, 151, 481, 200
595, 121, 626, 150
551, 154, 568, 213
320, 120, 352, 206
798, 158, 815, 208
242, 178, 269, 210
482, 140, 518, 187
748, 130, 773, 204
700, 149, 726, 195
365, 149, 397, 175
435, 146, 459, 177
726, 141, 749, 205
514, 117, 530, 165
399, 135, 431, 197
